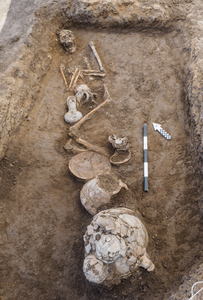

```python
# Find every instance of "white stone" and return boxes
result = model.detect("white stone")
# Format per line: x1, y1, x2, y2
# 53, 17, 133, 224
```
138, 253, 155, 272
87, 225, 94, 235
85, 244, 91, 254
95, 234, 123, 263
119, 214, 141, 228
83, 254, 108, 284
83, 208, 155, 285
96, 216, 115, 230
127, 256, 137, 265
120, 224, 128, 237
115, 257, 130, 274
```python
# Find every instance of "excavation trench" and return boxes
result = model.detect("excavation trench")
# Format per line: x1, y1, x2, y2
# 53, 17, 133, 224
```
0, 2, 203, 300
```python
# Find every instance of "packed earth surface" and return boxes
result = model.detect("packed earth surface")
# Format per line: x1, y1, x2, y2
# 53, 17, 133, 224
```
1, 1, 203, 300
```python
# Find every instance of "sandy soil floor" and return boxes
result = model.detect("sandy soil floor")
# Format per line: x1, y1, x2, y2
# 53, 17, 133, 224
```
0, 27, 203, 300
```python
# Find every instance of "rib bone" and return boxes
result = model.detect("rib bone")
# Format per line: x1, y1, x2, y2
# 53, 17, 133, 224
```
59, 64, 68, 90
82, 70, 103, 73
69, 67, 78, 90
83, 73, 105, 78
88, 41, 104, 72
71, 70, 81, 91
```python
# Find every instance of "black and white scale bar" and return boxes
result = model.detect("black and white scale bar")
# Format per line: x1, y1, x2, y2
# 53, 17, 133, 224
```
143, 124, 148, 192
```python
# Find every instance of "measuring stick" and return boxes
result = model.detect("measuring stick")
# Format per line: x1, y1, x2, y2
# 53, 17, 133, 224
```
143, 124, 148, 192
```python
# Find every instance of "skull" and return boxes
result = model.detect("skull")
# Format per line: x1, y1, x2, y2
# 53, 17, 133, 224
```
59, 30, 76, 54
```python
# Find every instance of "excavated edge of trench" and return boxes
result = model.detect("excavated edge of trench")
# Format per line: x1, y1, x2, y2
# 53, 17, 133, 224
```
0, 0, 203, 299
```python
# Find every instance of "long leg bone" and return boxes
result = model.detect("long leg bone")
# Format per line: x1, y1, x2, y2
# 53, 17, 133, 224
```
69, 67, 78, 90
75, 137, 108, 156
69, 85, 111, 138
64, 138, 108, 156
59, 64, 68, 90
88, 41, 104, 72
64, 138, 87, 153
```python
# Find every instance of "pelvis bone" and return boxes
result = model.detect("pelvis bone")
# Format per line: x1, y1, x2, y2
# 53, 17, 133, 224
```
74, 84, 97, 104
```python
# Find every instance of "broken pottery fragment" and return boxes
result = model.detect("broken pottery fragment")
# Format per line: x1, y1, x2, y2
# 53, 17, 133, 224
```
74, 84, 97, 104
83, 208, 155, 286
64, 96, 82, 124
108, 135, 131, 164
69, 151, 111, 180
80, 173, 128, 215
59, 30, 76, 54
